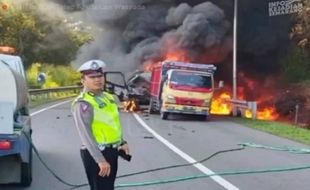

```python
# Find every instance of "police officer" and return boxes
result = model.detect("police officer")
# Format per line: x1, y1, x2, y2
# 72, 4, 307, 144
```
72, 60, 130, 190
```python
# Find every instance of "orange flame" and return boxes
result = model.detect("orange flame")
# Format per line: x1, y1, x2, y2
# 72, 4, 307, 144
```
245, 109, 253, 118
211, 92, 232, 115
165, 49, 190, 62
257, 107, 279, 120
244, 107, 279, 120
143, 49, 191, 72
212, 92, 279, 121
123, 100, 139, 112
143, 60, 161, 72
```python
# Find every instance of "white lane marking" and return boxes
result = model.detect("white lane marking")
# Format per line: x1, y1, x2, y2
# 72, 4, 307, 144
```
30, 100, 72, 116
133, 113, 240, 190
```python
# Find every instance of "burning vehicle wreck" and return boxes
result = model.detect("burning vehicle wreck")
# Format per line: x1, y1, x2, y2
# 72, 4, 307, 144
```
103, 71, 151, 112
126, 70, 151, 105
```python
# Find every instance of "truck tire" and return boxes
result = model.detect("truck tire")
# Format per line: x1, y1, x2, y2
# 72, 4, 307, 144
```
148, 98, 155, 114
202, 115, 208, 121
161, 112, 168, 120
21, 148, 32, 187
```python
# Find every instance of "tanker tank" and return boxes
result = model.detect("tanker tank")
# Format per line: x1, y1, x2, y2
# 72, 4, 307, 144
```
0, 63, 28, 112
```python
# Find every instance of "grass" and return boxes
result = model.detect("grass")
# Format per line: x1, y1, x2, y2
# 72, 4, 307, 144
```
233, 118, 310, 145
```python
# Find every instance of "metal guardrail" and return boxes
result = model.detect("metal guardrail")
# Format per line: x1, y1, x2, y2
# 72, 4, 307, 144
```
29, 86, 81, 103
227, 99, 257, 119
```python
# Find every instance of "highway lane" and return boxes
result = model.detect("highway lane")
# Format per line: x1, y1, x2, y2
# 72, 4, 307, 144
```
0, 101, 232, 190
1, 100, 310, 190
138, 113, 310, 190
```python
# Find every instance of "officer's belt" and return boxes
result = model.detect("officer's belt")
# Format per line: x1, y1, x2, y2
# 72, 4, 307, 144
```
98, 141, 122, 150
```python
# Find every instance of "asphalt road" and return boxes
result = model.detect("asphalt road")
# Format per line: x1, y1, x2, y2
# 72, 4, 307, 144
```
1, 100, 310, 190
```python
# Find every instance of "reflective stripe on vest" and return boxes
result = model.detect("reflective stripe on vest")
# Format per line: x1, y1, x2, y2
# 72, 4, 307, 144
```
73, 92, 122, 144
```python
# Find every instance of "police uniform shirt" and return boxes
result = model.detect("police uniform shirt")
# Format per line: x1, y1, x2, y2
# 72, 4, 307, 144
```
72, 91, 107, 164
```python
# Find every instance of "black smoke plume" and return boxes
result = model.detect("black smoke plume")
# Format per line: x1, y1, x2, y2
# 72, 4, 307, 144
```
65, 0, 305, 120
70, 1, 293, 83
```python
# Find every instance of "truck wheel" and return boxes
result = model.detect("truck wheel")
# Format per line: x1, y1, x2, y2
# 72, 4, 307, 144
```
161, 112, 168, 120
202, 115, 208, 121
148, 99, 155, 114
21, 149, 32, 187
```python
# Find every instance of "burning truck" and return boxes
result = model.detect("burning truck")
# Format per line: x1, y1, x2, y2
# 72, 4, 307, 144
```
148, 60, 223, 120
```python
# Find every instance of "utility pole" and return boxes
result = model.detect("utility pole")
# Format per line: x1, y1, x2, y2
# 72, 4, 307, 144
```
233, 0, 238, 116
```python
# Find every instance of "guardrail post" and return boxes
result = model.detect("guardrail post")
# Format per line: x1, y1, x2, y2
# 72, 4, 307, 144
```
250, 101, 257, 120
232, 107, 238, 117
47, 91, 51, 100
295, 104, 299, 125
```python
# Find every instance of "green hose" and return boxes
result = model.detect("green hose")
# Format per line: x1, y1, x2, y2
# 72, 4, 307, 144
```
239, 142, 310, 154
115, 164, 310, 188
115, 142, 310, 188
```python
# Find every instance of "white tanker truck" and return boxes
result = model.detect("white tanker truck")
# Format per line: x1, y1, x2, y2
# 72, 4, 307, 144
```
0, 51, 32, 186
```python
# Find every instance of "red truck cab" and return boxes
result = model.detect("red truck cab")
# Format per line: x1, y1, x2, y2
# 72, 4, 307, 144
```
149, 60, 218, 120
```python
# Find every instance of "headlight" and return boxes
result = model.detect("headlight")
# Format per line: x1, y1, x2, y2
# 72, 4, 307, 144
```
165, 95, 176, 103
203, 99, 211, 106
167, 95, 174, 99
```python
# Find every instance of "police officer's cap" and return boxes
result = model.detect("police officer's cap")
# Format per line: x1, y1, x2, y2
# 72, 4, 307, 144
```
78, 60, 106, 75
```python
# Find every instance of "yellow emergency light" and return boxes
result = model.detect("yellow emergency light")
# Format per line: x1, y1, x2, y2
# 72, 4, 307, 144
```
1, 2, 9, 11
0, 46, 16, 54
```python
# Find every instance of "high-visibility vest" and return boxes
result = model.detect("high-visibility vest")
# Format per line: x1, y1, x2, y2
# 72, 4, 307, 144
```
73, 91, 122, 145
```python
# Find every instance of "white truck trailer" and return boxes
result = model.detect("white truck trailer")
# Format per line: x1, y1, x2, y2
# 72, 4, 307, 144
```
0, 53, 32, 186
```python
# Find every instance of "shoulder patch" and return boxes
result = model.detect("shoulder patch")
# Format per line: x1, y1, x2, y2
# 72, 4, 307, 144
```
80, 102, 90, 113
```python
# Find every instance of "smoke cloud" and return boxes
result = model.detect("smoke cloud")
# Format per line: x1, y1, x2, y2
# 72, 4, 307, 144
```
73, 0, 292, 78
65, 0, 299, 115
11, 0, 303, 121
74, 0, 232, 74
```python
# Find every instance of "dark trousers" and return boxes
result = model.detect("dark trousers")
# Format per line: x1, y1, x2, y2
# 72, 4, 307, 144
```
80, 148, 118, 190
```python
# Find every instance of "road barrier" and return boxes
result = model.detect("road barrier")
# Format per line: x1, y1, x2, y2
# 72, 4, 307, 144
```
227, 99, 257, 119
29, 86, 81, 104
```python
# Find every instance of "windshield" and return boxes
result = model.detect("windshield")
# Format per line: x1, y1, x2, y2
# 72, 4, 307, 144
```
170, 71, 212, 88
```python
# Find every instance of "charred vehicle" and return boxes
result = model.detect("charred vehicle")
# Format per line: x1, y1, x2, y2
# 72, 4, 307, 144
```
103, 71, 150, 111
126, 70, 151, 105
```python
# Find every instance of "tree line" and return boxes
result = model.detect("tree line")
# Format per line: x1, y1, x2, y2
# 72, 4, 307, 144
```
0, 0, 92, 69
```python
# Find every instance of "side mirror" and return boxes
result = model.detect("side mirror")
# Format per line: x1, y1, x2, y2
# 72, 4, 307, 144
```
218, 80, 224, 88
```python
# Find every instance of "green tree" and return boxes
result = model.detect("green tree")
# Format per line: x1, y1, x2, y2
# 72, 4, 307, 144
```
0, 0, 92, 68
290, 0, 310, 51
26, 63, 80, 88
284, 1, 310, 83
282, 48, 310, 83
